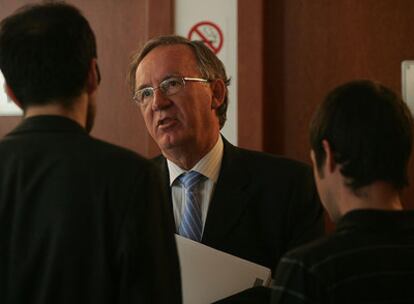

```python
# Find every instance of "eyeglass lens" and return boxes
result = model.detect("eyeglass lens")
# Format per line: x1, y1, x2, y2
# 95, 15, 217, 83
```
135, 77, 185, 104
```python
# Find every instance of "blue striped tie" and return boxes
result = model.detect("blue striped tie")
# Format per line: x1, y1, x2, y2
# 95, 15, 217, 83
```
178, 171, 205, 242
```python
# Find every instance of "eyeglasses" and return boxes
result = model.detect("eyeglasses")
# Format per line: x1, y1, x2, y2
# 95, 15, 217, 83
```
133, 76, 209, 105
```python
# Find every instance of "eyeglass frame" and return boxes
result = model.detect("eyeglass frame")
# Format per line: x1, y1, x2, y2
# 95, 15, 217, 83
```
133, 76, 210, 105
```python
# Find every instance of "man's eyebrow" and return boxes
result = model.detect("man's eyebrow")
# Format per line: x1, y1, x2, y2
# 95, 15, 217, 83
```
162, 73, 181, 80
136, 82, 152, 91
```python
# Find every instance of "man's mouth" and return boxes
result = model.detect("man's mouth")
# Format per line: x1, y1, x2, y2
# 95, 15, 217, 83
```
157, 117, 178, 129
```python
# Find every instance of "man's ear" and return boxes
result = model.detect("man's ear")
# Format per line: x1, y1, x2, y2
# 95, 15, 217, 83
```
210, 79, 226, 109
322, 139, 336, 173
86, 58, 99, 94
4, 84, 22, 109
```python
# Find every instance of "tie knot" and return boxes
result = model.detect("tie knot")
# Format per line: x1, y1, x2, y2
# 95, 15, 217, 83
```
178, 171, 204, 189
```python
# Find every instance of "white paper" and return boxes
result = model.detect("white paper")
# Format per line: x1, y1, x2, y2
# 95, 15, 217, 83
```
175, 234, 271, 304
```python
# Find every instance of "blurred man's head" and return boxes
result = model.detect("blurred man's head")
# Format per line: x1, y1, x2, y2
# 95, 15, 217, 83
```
309, 80, 414, 220
129, 35, 230, 167
0, 2, 99, 131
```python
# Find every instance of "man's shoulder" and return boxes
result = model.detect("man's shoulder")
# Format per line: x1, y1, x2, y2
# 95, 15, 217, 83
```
226, 143, 312, 177
235, 145, 308, 166
150, 154, 167, 171
151, 154, 165, 164
272, 233, 338, 303
88, 137, 154, 170
280, 231, 353, 272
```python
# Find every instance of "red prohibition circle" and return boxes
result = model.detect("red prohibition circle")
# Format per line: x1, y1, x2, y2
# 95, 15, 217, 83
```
188, 21, 224, 54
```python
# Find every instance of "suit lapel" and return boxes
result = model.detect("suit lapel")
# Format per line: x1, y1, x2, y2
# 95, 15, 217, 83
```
153, 139, 252, 241
202, 138, 252, 245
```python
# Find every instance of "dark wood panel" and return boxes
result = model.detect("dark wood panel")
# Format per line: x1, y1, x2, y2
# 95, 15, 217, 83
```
280, 0, 414, 159
263, 0, 285, 154
238, 0, 265, 151
274, 0, 414, 208
238, 0, 414, 209
237, 0, 289, 155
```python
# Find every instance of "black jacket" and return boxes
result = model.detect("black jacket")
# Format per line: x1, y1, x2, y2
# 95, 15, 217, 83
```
0, 115, 181, 304
155, 137, 324, 276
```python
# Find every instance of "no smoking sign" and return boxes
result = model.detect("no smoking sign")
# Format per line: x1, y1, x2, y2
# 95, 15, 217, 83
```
187, 21, 223, 55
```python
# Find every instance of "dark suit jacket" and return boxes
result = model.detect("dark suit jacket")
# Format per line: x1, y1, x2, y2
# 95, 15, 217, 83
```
0, 116, 181, 304
155, 137, 324, 276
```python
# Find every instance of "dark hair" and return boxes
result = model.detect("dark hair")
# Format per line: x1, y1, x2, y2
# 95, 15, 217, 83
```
310, 80, 414, 192
128, 35, 230, 129
0, 2, 97, 109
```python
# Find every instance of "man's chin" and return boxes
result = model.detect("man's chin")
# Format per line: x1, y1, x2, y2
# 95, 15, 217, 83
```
156, 133, 183, 151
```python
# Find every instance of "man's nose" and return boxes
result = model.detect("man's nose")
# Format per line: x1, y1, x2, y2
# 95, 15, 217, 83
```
151, 89, 172, 111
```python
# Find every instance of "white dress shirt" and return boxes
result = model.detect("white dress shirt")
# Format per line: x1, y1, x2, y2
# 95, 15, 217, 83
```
167, 136, 224, 233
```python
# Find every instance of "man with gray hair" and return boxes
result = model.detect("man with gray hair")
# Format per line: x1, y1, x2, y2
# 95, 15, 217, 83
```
129, 35, 324, 278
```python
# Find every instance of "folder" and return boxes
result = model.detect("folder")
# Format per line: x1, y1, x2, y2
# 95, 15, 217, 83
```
175, 234, 271, 304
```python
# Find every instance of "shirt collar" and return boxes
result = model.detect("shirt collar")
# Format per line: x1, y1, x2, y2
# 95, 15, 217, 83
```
9, 115, 86, 135
167, 136, 224, 185
336, 209, 414, 233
